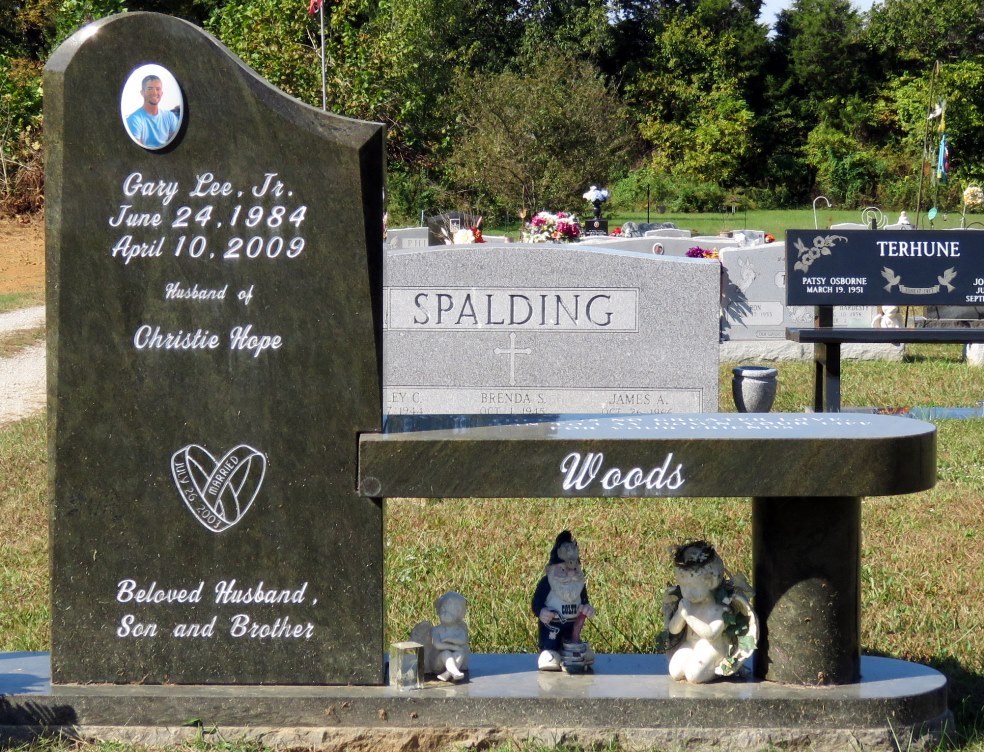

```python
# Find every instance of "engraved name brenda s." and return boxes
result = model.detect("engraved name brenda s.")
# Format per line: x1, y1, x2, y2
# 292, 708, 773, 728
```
560, 451, 685, 493
170, 444, 267, 532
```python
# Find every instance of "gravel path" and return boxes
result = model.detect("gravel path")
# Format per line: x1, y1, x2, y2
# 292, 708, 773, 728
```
0, 305, 45, 333
0, 306, 46, 426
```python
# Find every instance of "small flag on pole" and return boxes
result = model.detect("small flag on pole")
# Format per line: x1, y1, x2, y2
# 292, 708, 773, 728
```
936, 134, 950, 185
935, 104, 950, 185
308, 0, 322, 14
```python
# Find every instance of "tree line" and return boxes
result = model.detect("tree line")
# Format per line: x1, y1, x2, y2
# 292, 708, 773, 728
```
2, 0, 983, 223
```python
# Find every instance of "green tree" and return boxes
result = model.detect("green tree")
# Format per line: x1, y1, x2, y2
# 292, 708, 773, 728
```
628, 4, 766, 187
780, 0, 870, 121
757, 0, 878, 203
866, 0, 984, 75
513, 0, 613, 68
804, 122, 885, 204
208, 0, 463, 170
876, 61, 984, 198
448, 49, 636, 214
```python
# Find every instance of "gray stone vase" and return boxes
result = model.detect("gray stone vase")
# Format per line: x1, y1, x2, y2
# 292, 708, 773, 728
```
732, 365, 779, 413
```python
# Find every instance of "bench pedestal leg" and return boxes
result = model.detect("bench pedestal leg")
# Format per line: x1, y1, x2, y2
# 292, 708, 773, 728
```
815, 342, 841, 412
752, 496, 861, 684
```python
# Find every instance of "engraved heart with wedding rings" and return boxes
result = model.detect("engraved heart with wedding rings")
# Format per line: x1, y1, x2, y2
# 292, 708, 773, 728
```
170, 444, 267, 533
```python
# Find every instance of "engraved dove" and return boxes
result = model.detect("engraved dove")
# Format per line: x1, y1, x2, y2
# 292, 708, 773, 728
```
937, 267, 957, 292
735, 257, 757, 293
881, 267, 901, 292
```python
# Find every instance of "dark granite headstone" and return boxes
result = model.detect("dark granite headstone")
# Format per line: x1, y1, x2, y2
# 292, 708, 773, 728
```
45, 13, 384, 684
582, 218, 608, 236
786, 230, 984, 306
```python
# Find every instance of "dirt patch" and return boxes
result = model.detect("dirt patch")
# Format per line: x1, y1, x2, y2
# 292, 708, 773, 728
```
0, 215, 45, 295
0, 216, 46, 426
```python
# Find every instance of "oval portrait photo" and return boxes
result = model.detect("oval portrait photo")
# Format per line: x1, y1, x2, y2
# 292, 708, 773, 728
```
120, 64, 183, 150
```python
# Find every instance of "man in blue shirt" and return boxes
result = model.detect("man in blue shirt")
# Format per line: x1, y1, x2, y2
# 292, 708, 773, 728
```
126, 75, 179, 148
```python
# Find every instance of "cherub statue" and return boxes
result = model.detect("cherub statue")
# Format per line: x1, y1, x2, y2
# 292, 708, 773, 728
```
531, 530, 596, 672
409, 591, 470, 682
659, 540, 756, 683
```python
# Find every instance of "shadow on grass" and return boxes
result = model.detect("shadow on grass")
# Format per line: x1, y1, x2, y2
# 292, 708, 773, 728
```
933, 655, 984, 748
0, 698, 80, 751
865, 648, 984, 748
903, 347, 969, 364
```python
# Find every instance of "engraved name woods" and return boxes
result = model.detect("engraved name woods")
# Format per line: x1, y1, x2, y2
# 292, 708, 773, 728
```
560, 451, 685, 493
114, 579, 315, 640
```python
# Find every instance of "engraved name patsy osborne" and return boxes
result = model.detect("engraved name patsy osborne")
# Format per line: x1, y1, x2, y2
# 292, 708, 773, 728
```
560, 451, 685, 492
170, 444, 267, 532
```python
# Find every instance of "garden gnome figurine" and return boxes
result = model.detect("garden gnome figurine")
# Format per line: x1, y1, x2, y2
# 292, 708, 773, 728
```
532, 530, 596, 671
409, 591, 470, 682
660, 540, 757, 683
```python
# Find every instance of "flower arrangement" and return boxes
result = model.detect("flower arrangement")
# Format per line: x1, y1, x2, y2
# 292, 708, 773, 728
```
963, 185, 983, 210
582, 186, 610, 204
686, 246, 719, 259
450, 226, 484, 244
583, 186, 610, 221
441, 216, 485, 244
522, 211, 582, 243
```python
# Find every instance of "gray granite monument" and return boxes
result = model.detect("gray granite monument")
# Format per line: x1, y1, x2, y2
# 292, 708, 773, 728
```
45, 12, 385, 684
383, 244, 721, 429
720, 244, 902, 362
385, 226, 429, 253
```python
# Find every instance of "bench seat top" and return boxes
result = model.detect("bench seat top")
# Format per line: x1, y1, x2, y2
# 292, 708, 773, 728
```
359, 413, 935, 499
787, 327, 984, 344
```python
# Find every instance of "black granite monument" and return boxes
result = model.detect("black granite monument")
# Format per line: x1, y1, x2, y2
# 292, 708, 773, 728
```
45, 13, 385, 684
29, 15, 951, 749
786, 229, 984, 306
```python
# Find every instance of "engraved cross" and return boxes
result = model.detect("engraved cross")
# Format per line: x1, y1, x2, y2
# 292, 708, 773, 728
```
494, 333, 532, 386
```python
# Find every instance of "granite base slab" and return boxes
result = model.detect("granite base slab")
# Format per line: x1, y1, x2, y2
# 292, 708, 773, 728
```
1, 652, 951, 751
720, 340, 905, 362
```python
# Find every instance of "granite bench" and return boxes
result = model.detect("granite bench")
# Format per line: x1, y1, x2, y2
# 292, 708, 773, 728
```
359, 412, 936, 686
784, 229, 984, 412
22, 15, 949, 748
788, 321, 984, 412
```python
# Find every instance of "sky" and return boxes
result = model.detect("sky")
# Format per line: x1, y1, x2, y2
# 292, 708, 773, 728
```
758, 0, 879, 31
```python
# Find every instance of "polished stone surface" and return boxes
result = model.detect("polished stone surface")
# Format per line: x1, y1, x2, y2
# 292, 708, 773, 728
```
754, 497, 861, 684
383, 245, 720, 430
0, 651, 949, 740
789, 327, 984, 343
385, 227, 429, 253
45, 13, 385, 684
786, 229, 984, 306
360, 413, 936, 498
720, 244, 881, 343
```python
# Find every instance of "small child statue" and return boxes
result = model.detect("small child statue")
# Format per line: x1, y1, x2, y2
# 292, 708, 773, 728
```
531, 530, 596, 672
659, 540, 756, 683
410, 591, 470, 682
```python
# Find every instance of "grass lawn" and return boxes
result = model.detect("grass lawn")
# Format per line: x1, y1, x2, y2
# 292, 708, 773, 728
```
1, 344, 982, 751
0, 291, 44, 314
